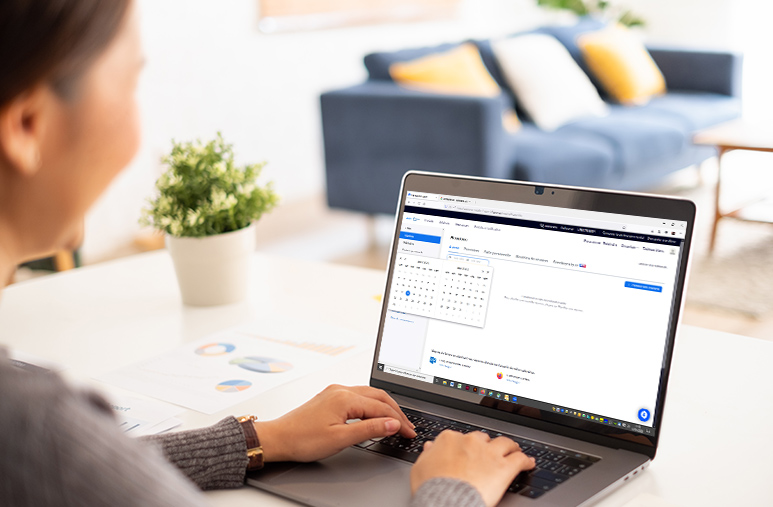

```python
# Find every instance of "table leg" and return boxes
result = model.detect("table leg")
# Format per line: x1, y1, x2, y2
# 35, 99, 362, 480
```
709, 147, 729, 254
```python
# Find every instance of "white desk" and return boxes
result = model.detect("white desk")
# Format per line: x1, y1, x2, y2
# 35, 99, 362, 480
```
1, 251, 771, 506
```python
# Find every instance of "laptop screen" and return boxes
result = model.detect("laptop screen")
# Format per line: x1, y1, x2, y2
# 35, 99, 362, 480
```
372, 173, 694, 447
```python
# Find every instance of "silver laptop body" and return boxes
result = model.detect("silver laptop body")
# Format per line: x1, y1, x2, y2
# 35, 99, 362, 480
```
248, 171, 695, 506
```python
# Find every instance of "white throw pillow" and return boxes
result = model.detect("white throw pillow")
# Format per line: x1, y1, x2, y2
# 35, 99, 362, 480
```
492, 34, 608, 131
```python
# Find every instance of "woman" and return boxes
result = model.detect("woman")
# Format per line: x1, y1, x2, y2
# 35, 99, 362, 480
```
0, 1, 534, 506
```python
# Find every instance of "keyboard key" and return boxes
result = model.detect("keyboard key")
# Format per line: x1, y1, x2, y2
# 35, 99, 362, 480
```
355, 440, 375, 449
544, 452, 565, 462
507, 482, 527, 493
546, 462, 565, 472
536, 458, 551, 469
518, 487, 545, 499
533, 469, 568, 484
525, 476, 559, 492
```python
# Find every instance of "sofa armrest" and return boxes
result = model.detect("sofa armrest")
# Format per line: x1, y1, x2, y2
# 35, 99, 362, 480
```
647, 47, 743, 98
321, 81, 508, 215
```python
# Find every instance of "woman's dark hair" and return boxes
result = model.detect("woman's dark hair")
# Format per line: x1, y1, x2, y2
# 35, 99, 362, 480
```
0, 0, 131, 107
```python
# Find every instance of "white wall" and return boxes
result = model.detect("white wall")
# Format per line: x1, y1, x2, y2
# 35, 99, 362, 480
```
627, 0, 773, 121
82, 0, 771, 262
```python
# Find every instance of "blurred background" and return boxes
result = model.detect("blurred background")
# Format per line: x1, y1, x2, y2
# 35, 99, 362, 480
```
14, 0, 773, 339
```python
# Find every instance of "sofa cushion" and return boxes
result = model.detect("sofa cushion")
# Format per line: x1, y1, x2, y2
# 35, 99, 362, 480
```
492, 33, 608, 131
389, 43, 502, 97
507, 124, 617, 187
474, 28, 551, 95
643, 91, 742, 131
557, 106, 686, 176
364, 42, 462, 81
577, 24, 666, 105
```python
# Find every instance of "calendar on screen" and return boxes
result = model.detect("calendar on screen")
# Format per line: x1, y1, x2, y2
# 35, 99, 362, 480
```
388, 253, 494, 327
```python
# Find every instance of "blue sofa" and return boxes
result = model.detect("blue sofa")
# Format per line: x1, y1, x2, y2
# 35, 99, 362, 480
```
321, 19, 743, 215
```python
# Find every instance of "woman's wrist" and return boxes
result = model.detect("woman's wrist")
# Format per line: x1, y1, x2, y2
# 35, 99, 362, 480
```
253, 420, 288, 463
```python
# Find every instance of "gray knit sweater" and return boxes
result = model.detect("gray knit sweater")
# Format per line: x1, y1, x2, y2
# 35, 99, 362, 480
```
0, 355, 483, 506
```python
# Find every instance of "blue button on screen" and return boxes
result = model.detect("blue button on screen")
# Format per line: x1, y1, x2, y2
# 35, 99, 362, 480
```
625, 281, 662, 293
638, 408, 650, 422
406, 291, 410, 296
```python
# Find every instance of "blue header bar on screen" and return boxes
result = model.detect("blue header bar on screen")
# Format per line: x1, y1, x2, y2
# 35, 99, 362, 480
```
399, 232, 441, 244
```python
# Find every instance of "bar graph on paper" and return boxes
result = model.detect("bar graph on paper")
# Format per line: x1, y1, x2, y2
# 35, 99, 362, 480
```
237, 332, 355, 356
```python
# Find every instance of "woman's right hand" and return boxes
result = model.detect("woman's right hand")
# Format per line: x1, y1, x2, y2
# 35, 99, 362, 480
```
410, 430, 536, 507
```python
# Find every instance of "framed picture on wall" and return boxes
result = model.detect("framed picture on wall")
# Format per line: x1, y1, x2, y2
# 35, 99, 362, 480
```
258, 0, 461, 33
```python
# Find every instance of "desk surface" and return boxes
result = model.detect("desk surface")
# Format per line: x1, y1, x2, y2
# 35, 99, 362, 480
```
1, 251, 771, 506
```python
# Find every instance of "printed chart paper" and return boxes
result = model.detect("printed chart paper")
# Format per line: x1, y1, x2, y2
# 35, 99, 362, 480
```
97, 319, 366, 414
107, 393, 183, 437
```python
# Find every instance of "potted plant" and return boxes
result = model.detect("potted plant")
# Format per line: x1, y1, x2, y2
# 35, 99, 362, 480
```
536, 0, 645, 27
141, 133, 278, 306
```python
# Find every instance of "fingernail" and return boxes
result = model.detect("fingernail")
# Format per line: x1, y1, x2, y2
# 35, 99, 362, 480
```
385, 419, 400, 433
410, 422, 416, 429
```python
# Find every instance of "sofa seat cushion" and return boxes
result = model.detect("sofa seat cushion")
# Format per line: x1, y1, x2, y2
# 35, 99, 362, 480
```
506, 125, 616, 187
643, 91, 742, 131
557, 106, 686, 176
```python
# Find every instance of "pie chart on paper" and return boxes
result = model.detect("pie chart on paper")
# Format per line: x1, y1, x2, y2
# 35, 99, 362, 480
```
229, 356, 294, 373
215, 379, 252, 393
195, 343, 236, 356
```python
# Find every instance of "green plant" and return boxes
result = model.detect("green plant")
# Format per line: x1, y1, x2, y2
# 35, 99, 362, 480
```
140, 133, 279, 238
537, 0, 645, 27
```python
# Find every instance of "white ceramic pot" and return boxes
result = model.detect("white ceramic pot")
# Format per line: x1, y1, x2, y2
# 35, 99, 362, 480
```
166, 223, 256, 306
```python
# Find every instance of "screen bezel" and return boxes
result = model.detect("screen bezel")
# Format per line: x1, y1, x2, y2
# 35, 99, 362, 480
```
370, 171, 696, 460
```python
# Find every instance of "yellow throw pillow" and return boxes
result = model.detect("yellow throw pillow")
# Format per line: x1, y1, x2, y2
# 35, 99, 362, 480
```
390, 43, 500, 97
577, 24, 666, 105
389, 43, 520, 131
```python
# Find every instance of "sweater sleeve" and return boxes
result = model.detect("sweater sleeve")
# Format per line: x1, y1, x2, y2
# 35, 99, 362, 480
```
410, 478, 486, 507
141, 417, 248, 490
0, 356, 210, 507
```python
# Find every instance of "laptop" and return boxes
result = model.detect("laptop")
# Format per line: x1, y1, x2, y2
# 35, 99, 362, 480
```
248, 171, 695, 506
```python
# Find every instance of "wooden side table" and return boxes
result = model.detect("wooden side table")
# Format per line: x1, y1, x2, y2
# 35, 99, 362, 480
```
692, 120, 773, 253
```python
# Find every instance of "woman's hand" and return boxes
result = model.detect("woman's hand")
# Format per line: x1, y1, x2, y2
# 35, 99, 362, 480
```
411, 430, 535, 507
253, 384, 416, 463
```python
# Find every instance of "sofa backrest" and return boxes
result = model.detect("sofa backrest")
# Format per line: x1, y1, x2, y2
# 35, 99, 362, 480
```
363, 18, 610, 100
539, 18, 607, 75
539, 17, 608, 95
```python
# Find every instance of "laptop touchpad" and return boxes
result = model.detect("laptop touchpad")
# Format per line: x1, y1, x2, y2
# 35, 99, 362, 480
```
253, 448, 412, 507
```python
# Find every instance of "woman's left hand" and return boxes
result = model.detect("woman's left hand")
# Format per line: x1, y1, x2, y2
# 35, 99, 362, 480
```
253, 384, 416, 463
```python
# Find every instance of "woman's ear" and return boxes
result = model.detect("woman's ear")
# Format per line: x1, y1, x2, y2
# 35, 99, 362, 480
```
0, 85, 53, 177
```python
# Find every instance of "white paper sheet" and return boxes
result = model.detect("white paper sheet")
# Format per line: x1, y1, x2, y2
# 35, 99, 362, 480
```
108, 393, 184, 437
97, 318, 367, 414
7, 349, 65, 373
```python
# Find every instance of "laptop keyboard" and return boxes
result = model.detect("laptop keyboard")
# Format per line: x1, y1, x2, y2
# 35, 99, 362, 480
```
356, 408, 600, 500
